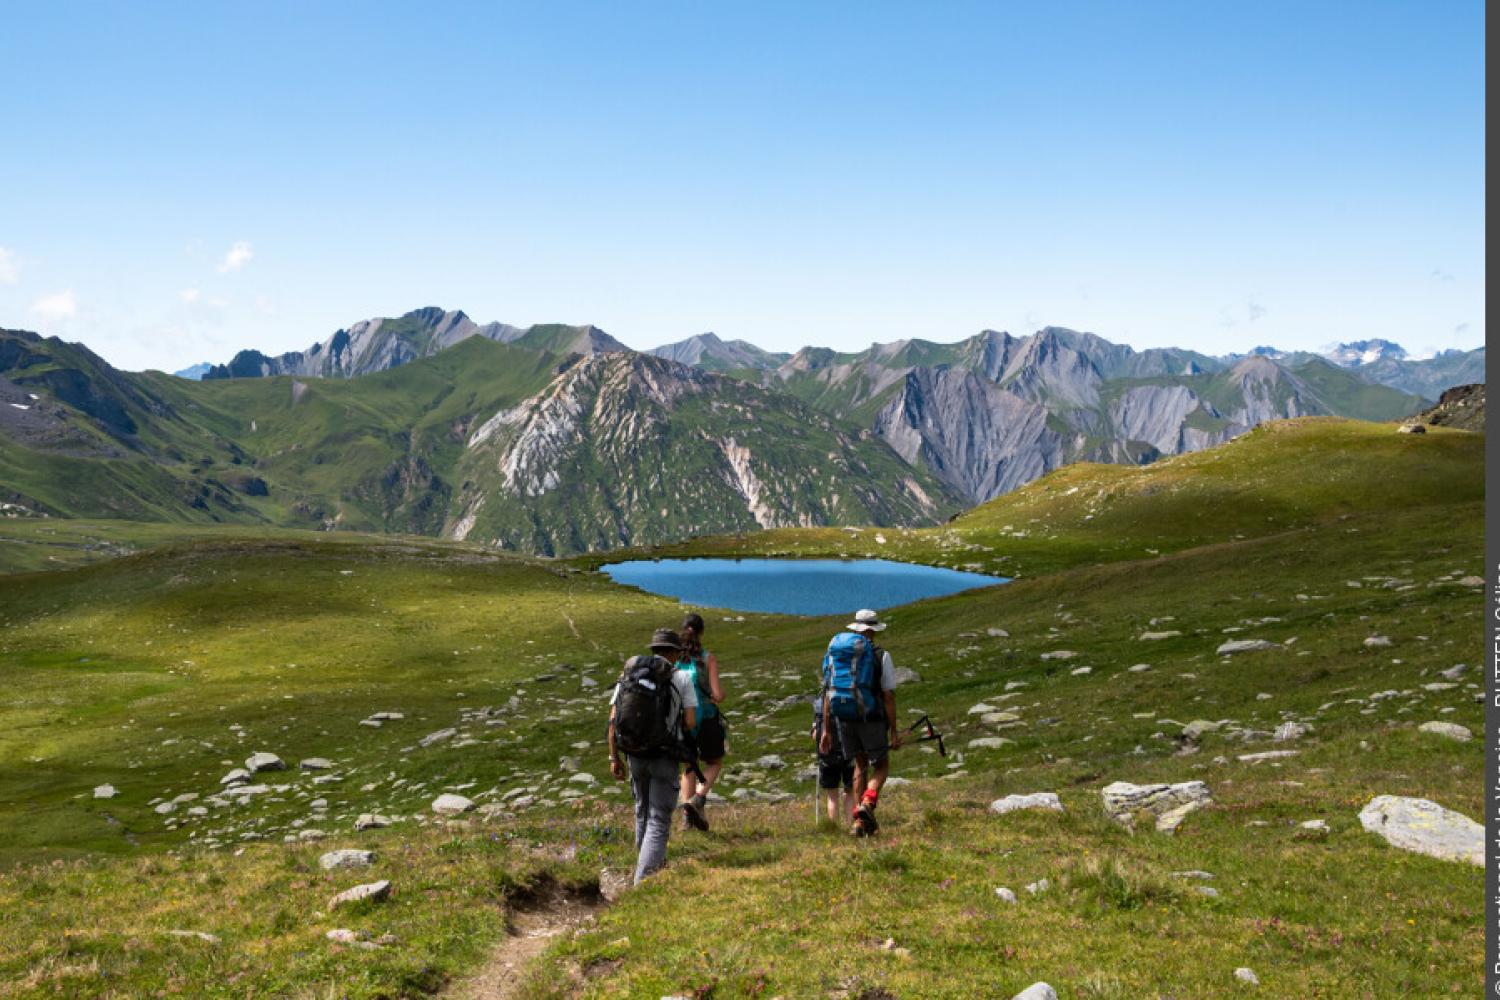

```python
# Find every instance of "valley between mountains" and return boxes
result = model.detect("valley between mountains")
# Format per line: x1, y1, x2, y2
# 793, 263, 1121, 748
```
0, 416, 1483, 998
0, 308, 1481, 562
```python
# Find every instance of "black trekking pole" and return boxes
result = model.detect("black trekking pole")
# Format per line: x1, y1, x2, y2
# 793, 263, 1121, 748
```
902, 714, 947, 756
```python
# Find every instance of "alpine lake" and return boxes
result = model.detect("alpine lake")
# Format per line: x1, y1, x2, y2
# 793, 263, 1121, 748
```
600, 557, 1007, 616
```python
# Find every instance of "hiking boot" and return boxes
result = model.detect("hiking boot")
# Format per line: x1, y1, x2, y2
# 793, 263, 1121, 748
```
851, 815, 870, 837
682, 798, 709, 832
855, 802, 879, 836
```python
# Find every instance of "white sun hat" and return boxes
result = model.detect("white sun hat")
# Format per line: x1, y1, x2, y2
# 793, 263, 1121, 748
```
846, 608, 887, 632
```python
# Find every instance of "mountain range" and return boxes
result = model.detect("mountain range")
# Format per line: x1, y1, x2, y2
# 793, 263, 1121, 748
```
1, 307, 1479, 554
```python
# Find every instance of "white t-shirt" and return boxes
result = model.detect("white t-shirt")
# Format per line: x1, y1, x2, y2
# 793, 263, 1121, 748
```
610, 657, 698, 740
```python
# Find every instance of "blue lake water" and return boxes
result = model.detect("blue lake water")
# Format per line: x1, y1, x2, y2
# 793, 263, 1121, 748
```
601, 558, 1006, 616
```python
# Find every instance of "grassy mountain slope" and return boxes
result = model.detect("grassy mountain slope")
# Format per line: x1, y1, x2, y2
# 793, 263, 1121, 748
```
2, 331, 957, 553
0, 416, 1481, 996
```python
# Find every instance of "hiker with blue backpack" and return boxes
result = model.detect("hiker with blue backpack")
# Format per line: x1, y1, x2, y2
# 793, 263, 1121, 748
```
675, 613, 726, 832
608, 628, 699, 883
819, 608, 902, 836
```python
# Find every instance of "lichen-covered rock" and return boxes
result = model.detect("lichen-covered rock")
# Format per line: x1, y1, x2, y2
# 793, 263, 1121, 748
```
1358, 795, 1482, 866
244, 752, 285, 773
319, 849, 375, 870
990, 792, 1063, 816
1418, 721, 1472, 742
1101, 780, 1212, 833
329, 880, 391, 909
431, 793, 475, 815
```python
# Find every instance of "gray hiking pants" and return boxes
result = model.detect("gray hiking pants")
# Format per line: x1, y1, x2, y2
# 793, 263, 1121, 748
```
628, 754, 680, 884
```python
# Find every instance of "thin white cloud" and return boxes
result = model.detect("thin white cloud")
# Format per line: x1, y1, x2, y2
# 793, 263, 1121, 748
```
1247, 299, 1266, 323
30, 290, 77, 322
216, 241, 254, 274
0, 247, 17, 285
179, 288, 201, 303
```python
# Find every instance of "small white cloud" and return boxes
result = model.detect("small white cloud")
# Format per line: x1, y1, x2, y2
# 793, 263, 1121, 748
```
1247, 299, 1266, 323
216, 241, 254, 274
0, 247, 18, 285
30, 290, 77, 322
179, 288, 201, 303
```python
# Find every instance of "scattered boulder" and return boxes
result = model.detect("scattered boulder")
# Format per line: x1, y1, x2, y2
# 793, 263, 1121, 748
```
599, 867, 632, 903
319, 849, 375, 870
1012, 985, 1057, 1000
1024, 878, 1050, 894
326, 928, 367, 945
982, 711, 1022, 725
419, 728, 457, 748
354, 813, 392, 831
1235, 967, 1260, 986
1139, 631, 1182, 641
986, 628, 1009, 638
1127, 663, 1152, 673
1358, 795, 1482, 866
1069, 666, 1092, 676
755, 755, 787, 770
567, 772, 598, 785
164, 929, 220, 944
219, 768, 251, 786
1101, 780, 1213, 833
994, 886, 1018, 903
1182, 720, 1221, 741
1237, 750, 1298, 763
1040, 650, 1077, 660
1418, 721, 1472, 742
93, 784, 117, 799
431, 793, 475, 815
1216, 640, 1280, 655
329, 880, 392, 909
1396, 423, 1425, 434
244, 752, 285, 773
969, 737, 1014, 750
990, 792, 1063, 816
891, 666, 921, 687
300, 758, 333, 771
1363, 636, 1392, 649
1273, 722, 1311, 742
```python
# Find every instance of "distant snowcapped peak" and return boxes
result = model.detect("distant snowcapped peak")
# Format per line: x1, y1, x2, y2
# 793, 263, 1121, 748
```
1322, 339, 1407, 367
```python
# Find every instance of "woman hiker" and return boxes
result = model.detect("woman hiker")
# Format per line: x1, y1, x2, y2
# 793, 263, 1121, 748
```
675, 612, 726, 831
608, 628, 698, 883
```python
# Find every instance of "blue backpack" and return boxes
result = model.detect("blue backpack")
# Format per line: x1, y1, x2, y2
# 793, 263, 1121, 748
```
822, 632, 882, 722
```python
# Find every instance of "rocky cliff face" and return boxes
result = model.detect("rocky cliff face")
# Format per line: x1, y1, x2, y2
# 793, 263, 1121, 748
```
873, 368, 1065, 501
205, 308, 626, 379
449, 353, 958, 554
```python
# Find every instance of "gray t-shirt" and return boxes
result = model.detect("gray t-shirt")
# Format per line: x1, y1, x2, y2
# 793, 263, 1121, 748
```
610, 658, 698, 740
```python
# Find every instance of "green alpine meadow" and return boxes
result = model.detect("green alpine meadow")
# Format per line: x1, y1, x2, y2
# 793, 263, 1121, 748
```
0, 415, 1484, 997
0, 6, 1484, 998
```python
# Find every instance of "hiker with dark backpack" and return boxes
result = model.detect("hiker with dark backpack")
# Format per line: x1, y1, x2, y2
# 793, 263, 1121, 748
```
811, 693, 854, 824
675, 613, 726, 832
607, 629, 699, 883
819, 609, 902, 836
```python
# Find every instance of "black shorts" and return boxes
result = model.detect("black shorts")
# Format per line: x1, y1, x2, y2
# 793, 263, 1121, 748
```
818, 754, 854, 791
696, 713, 727, 762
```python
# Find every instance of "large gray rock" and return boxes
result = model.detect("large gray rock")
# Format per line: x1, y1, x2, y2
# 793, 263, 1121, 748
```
419, 728, 457, 748
319, 849, 375, 870
354, 813, 392, 831
244, 752, 285, 773
431, 793, 475, 815
891, 666, 921, 687
1418, 721, 1472, 742
1012, 983, 1058, 1000
1101, 780, 1213, 833
1216, 639, 1280, 655
969, 737, 1014, 750
93, 784, 117, 799
990, 792, 1063, 816
1358, 795, 1483, 866
219, 768, 251, 786
300, 757, 333, 771
329, 880, 392, 909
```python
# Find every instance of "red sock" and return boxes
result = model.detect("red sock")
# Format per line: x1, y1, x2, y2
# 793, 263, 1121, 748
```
862, 788, 879, 808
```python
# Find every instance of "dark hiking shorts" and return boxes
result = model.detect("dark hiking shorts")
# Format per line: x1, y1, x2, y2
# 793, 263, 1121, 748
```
832, 717, 890, 766
696, 714, 727, 763
817, 753, 855, 791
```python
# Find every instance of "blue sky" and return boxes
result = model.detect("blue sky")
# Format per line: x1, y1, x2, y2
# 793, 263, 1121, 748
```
0, 2, 1484, 371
